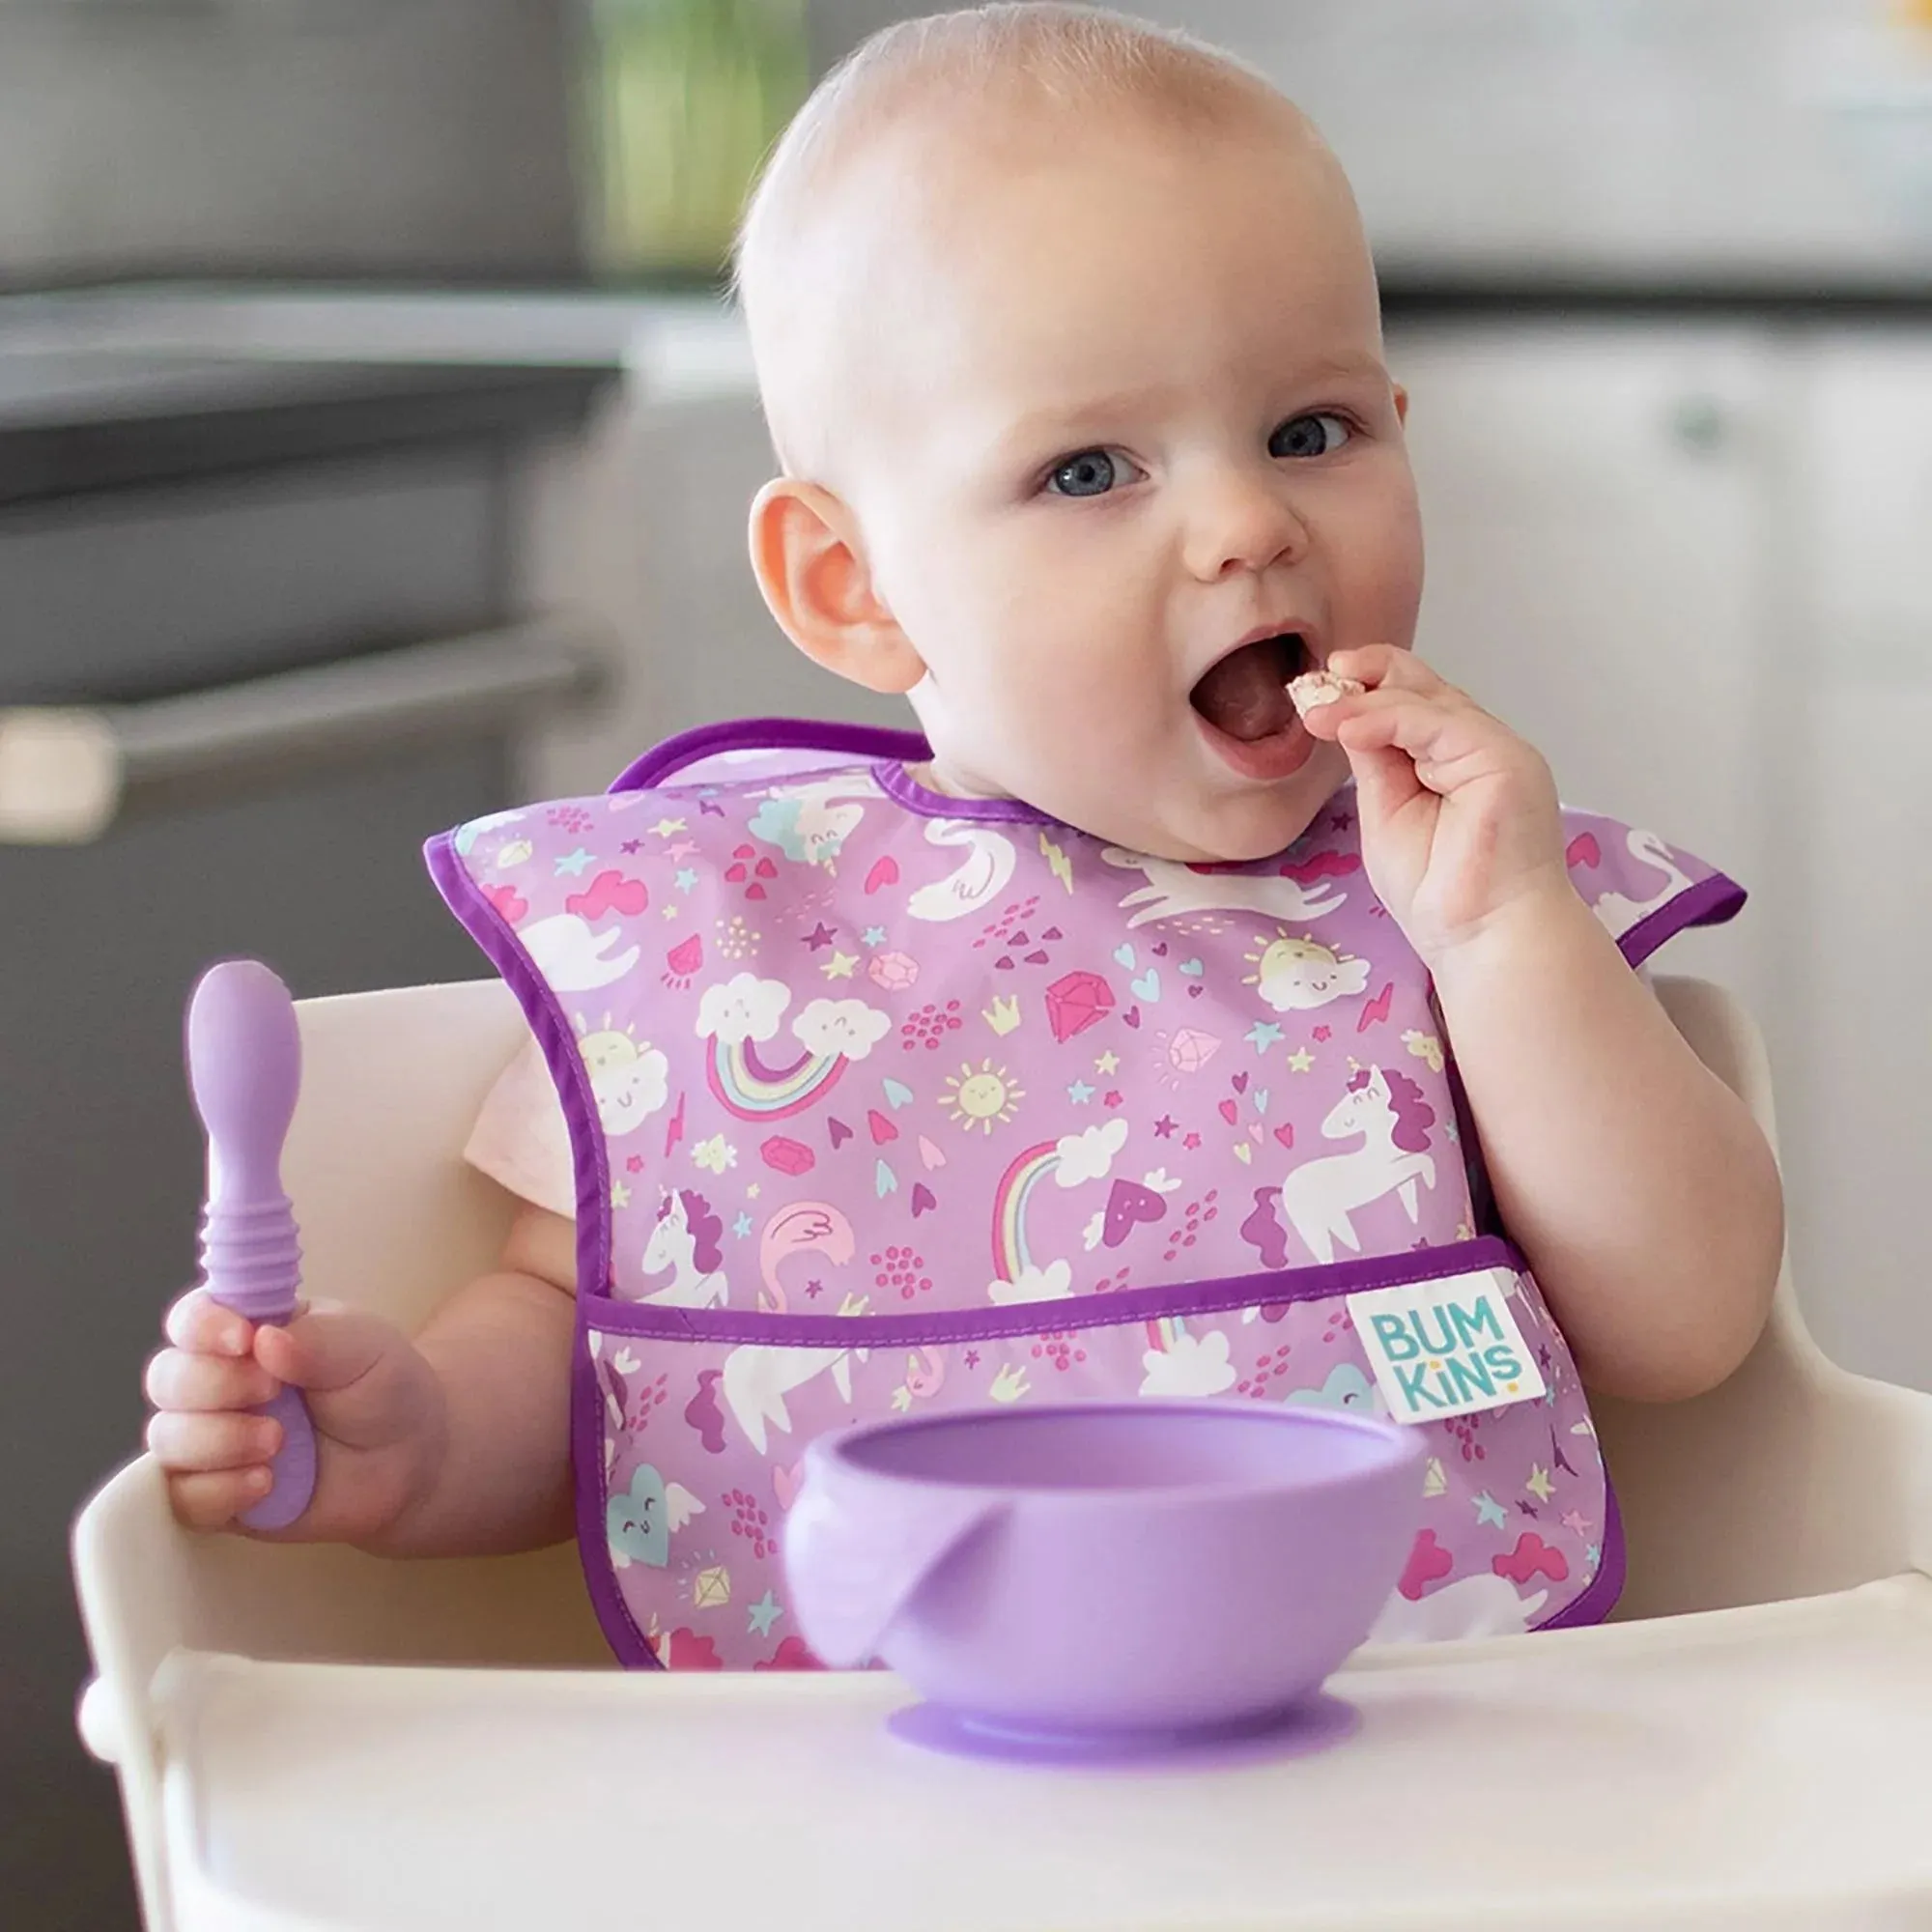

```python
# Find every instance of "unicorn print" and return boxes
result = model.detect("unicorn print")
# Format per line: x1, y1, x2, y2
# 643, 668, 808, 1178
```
1583, 827, 1691, 939
639, 1190, 728, 1308
907, 820, 1017, 921
747, 773, 882, 867
1244, 1066, 1438, 1266
722, 1293, 871, 1454
1099, 849, 1349, 928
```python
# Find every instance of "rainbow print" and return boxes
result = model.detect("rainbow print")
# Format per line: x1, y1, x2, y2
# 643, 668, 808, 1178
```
705, 1037, 847, 1120
990, 1142, 1062, 1284
1144, 1315, 1185, 1354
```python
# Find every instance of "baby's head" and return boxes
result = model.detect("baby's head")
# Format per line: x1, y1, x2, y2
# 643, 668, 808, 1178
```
736, 3, 1423, 862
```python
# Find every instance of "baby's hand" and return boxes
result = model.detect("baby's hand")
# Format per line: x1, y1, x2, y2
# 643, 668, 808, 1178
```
144, 1290, 443, 1544
1294, 645, 1569, 965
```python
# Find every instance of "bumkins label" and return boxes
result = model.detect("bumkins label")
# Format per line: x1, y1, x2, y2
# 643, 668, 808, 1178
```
1347, 1268, 1547, 1424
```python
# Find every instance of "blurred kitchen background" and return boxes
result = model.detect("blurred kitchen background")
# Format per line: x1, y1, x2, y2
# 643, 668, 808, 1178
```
2, 1, 1928, 1924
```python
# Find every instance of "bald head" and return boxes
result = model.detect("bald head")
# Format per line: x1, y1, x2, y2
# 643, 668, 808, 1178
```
733, 3, 1346, 480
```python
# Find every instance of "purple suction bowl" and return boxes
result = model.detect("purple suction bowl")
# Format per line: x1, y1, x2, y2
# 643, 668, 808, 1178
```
783, 1401, 1424, 1739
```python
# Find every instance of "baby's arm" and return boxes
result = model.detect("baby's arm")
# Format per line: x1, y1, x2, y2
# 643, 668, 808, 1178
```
1298, 646, 1782, 1401
147, 1206, 578, 1555
1427, 890, 1782, 1402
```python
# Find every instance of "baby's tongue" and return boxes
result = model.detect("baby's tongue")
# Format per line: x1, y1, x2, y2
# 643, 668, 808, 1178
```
1191, 639, 1297, 743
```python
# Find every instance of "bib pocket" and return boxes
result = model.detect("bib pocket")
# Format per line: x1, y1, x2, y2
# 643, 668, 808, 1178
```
576, 1235, 1620, 1668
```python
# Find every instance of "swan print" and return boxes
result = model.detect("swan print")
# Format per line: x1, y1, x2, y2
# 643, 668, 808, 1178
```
907, 820, 1017, 922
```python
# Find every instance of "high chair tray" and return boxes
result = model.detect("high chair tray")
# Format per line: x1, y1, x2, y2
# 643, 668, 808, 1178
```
153, 1575, 1932, 1932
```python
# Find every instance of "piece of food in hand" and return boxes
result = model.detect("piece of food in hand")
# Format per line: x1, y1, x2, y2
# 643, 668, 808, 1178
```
1285, 668, 1367, 716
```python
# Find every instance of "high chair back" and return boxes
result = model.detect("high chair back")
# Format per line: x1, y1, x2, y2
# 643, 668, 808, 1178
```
71, 974, 1932, 1932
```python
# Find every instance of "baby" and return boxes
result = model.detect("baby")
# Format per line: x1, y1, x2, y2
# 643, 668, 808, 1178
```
145, 4, 1781, 1649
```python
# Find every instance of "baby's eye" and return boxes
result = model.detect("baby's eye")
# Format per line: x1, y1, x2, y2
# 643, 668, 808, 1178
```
1269, 413, 1351, 460
1045, 447, 1140, 497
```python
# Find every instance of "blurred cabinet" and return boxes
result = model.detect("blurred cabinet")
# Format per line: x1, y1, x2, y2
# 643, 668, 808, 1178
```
1778, 334, 1932, 1391
1388, 317, 1932, 1394
1390, 321, 1778, 1010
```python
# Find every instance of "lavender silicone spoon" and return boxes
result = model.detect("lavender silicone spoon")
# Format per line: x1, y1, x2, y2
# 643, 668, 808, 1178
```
184, 958, 317, 1530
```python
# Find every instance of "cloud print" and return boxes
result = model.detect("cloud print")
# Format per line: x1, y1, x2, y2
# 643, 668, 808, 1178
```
1055, 1118, 1129, 1187
791, 998, 891, 1062
696, 974, 789, 1045
988, 1260, 1073, 1306
1138, 1329, 1237, 1399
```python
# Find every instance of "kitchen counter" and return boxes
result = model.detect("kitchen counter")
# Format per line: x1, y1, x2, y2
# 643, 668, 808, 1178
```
0, 347, 614, 508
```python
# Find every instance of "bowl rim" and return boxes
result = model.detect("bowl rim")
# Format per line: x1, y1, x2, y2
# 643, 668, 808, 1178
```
806, 1397, 1425, 1507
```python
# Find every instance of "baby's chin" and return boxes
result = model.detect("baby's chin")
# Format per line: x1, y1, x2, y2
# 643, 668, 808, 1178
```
1076, 773, 1342, 864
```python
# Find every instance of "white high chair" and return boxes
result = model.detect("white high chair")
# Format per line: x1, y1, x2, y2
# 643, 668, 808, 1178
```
72, 975, 1932, 1932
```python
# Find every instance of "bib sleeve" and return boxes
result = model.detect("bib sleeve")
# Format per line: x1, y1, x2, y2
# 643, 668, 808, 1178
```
463, 1032, 578, 1221
1558, 810, 1745, 969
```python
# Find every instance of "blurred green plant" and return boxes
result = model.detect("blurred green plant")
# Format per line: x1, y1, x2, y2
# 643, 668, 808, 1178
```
579, 0, 809, 282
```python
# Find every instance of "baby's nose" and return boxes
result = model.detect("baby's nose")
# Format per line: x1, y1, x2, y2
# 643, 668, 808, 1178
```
1183, 471, 1309, 582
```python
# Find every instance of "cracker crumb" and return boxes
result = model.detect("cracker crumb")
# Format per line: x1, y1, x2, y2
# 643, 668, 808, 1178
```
1286, 668, 1366, 716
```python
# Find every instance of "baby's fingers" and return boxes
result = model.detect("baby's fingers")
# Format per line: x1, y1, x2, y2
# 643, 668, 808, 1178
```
145, 1344, 278, 1414
164, 1288, 255, 1360
1324, 644, 1452, 697
147, 1407, 282, 1474
166, 1467, 275, 1532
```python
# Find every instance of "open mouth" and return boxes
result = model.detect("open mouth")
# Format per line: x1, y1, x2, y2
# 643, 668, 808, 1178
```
1189, 633, 1310, 744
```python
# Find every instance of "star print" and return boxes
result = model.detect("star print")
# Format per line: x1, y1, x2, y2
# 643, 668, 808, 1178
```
662, 904, 680, 920
611, 1181, 632, 1209
627, 1154, 644, 1173
554, 847, 594, 877
1524, 1464, 1554, 1502
732, 1211, 754, 1238
1561, 1511, 1592, 1537
862, 925, 888, 947
803, 922, 837, 951
822, 951, 859, 980
699, 799, 726, 816
1094, 1050, 1120, 1074
1472, 1491, 1507, 1528
1154, 1115, 1178, 1139
1585, 1543, 1602, 1567
1328, 810, 1355, 831
964, 1349, 980, 1369
1312, 1025, 1331, 1042
651, 816, 688, 838
675, 869, 698, 893
748, 1591, 782, 1637
1286, 1047, 1315, 1073
746, 1182, 760, 1199
806, 1279, 824, 1298
621, 839, 643, 855
1246, 1021, 1283, 1051
1182, 1131, 1203, 1151
1103, 1090, 1123, 1107
665, 840, 698, 862
1067, 1080, 1095, 1104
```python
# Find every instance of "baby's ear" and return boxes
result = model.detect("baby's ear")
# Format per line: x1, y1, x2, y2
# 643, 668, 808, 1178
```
748, 479, 926, 695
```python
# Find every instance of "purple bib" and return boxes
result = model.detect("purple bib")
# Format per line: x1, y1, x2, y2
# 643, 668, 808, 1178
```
428, 721, 1744, 1669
